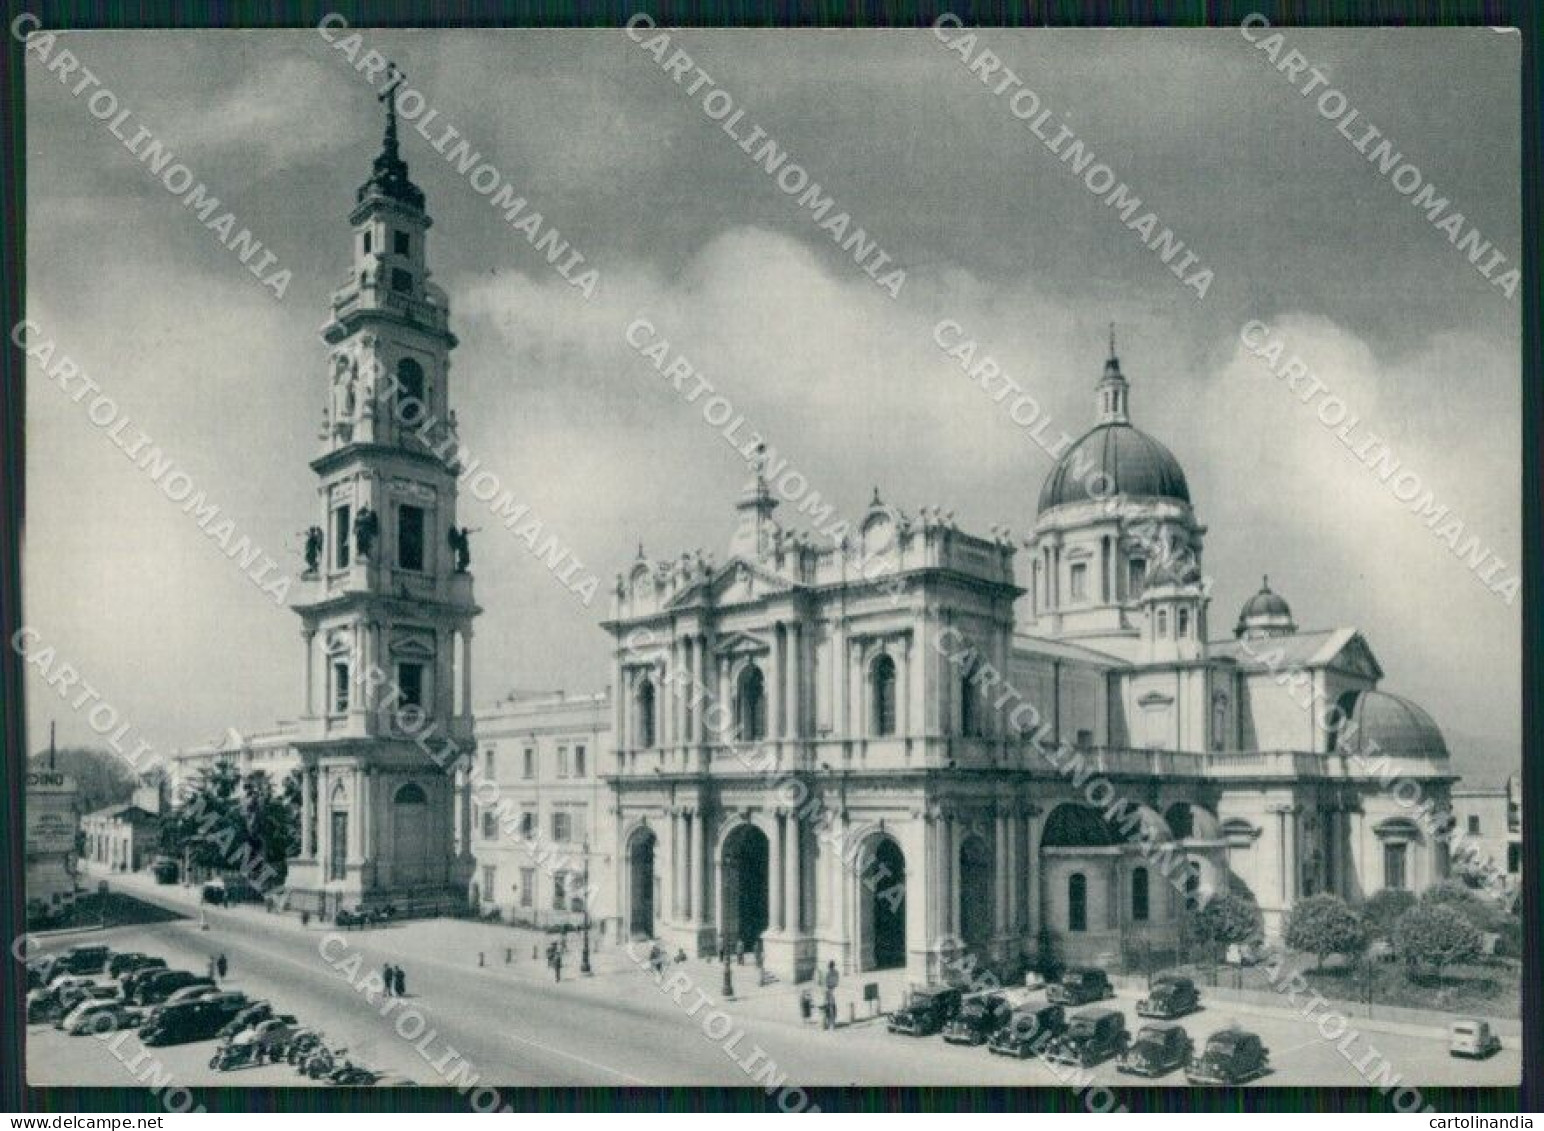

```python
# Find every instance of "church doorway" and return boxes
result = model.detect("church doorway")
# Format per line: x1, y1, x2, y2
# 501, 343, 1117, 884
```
858, 834, 907, 971
958, 834, 994, 954
627, 827, 658, 939
720, 823, 770, 950
392, 782, 429, 885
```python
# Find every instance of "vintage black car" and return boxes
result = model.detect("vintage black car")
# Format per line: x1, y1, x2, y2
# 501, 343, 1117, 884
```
941, 992, 1014, 1045
107, 952, 159, 978
141, 994, 248, 1047
887, 986, 963, 1036
136, 970, 214, 1005
1186, 1027, 1270, 1084
1046, 968, 1114, 1006
1042, 1007, 1129, 1068
119, 960, 169, 997
1136, 974, 1200, 1019
987, 1002, 1068, 1058
59, 945, 112, 974
1118, 1022, 1194, 1076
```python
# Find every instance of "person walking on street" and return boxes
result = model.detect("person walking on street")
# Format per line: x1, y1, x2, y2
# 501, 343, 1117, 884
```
207, 956, 217, 981
395, 966, 406, 997
216, 953, 228, 981
383, 964, 395, 997
822, 960, 840, 1030
553, 951, 563, 983
735, 939, 745, 966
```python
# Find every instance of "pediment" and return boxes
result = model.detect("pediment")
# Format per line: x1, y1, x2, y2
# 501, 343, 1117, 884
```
669, 556, 796, 609
1322, 631, 1384, 681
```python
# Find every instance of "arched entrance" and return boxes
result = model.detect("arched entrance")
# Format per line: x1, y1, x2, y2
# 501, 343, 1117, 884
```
858, 834, 907, 970
627, 827, 658, 939
720, 823, 770, 950
958, 834, 993, 953
392, 782, 429, 885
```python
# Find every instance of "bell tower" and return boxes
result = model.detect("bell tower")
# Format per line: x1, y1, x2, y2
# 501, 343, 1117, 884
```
285, 66, 480, 918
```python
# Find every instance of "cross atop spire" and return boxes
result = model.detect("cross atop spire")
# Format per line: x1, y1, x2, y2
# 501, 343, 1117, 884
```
378, 61, 405, 161
1108, 321, 1117, 362
357, 61, 424, 211
1096, 323, 1130, 424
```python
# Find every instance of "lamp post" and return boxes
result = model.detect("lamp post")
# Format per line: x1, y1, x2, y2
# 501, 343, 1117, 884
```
580, 841, 593, 976
721, 932, 735, 999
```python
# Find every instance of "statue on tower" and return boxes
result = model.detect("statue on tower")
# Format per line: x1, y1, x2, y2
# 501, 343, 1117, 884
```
302, 526, 324, 574
448, 525, 473, 572
354, 507, 379, 559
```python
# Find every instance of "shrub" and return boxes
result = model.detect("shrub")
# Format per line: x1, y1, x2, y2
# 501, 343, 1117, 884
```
1284, 893, 1368, 971
1394, 903, 1482, 977
1362, 889, 1416, 938
1420, 880, 1506, 934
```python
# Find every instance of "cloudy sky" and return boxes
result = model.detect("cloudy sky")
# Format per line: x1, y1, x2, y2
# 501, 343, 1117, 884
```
24, 27, 1520, 782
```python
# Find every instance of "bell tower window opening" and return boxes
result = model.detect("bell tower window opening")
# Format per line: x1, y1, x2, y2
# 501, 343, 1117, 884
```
870, 654, 897, 737
397, 504, 425, 572
394, 230, 411, 256
1128, 557, 1147, 597
362, 229, 372, 255
332, 661, 351, 714
332, 504, 352, 569
1070, 561, 1088, 602
397, 662, 424, 711
391, 268, 413, 294
1178, 608, 1190, 637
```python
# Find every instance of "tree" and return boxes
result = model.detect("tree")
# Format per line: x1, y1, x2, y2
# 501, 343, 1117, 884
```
160, 761, 242, 873
1284, 893, 1368, 971
1419, 880, 1505, 935
1394, 903, 1481, 978
240, 770, 300, 884
1188, 893, 1261, 961
1362, 889, 1417, 938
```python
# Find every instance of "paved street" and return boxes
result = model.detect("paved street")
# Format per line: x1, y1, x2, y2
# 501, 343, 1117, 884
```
26, 879, 1519, 1092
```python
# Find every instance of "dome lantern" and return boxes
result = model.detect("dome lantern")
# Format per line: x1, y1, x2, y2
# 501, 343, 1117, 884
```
1235, 575, 1297, 639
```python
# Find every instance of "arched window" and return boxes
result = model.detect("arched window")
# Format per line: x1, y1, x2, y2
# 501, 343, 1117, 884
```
1068, 873, 1087, 932
397, 358, 426, 414
1156, 609, 1169, 637
871, 654, 897, 736
960, 657, 981, 737
736, 664, 766, 742
394, 782, 427, 805
1131, 867, 1150, 922
635, 680, 656, 749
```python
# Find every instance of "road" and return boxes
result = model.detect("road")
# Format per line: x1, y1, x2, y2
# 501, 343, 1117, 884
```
25, 891, 1520, 1095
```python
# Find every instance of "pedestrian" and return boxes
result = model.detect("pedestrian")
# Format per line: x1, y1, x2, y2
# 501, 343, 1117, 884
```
822, 960, 840, 1030
735, 939, 745, 966
394, 966, 406, 997
301, 910, 311, 929
207, 956, 217, 980
383, 963, 395, 996
553, 951, 562, 983
216, 953, 228, 980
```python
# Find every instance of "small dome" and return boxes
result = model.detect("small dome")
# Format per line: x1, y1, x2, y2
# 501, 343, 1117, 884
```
1235, 576, 1296, 637
1037, 423, 1191, 513
1333, 690, 1449, 760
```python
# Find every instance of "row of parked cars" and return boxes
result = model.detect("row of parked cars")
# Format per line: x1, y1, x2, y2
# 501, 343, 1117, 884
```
25, 942, 408, 1084
888, 967, 1272, 1084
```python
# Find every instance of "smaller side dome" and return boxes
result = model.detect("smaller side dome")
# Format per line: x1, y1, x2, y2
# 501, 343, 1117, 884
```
1332, 690, 1449, 760
1235, 576, 1296, 638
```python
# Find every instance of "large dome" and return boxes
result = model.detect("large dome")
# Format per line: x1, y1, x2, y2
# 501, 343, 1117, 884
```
1038, 422, 1191, 514
1332, 690, 1449, 760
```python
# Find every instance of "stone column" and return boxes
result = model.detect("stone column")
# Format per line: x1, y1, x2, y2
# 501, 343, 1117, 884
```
1007, 807, 1021, 932
460, 627, 473, 718
612, 655, 626, 751
786, 622, 801, 739
658, 658, 671, 749
360, 768, 373, 866
899, 636, 912, 737
349, 766, 364, 863
669, 808, 682, 919
1024, 806, 1042, 941
770, 622, 785, 741
301, 766, 315, 858
994, 809, 1009, 936
459, 761, 473, 861
786, 813, 802, 932
302, 629, 316, 716
945, 814, 959, 936
772, 812, 786, 932
692, 805, 707, 927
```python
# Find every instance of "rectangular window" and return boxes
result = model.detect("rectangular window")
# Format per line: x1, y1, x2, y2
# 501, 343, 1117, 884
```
523, 748, 535, 780
520, 868, 534, 908
1384, 843, 1407, 891
482, 810, 497, 839
329, 811, 348, 881
394, 230, 410, 256
480, 865, 494, 899
1178, 608, 1190, 637
1069, 561, 1088, 601
519, 810, 536, 840
1128, 558, 1146, 596
391, 268, 413, 293
333, 505, 352, 569
332, 661, 350, 714
484, 749, 495, 777
551, 812, 572, 842
397, 663, 424, 710
363, 229, 373, 255
1467, 815, 1481, 835
557, 745, 570, 778
1076, 729, 1094, 749
397, 504, 425, 571
575, 745, 586, 777
552, 872, 568, 912
1508, 843, 1521, 874
1156, 609, 1168, 637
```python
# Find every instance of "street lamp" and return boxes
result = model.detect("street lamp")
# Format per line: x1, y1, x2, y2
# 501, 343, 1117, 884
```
721, 932, 735, 999
580, 841, 593, 976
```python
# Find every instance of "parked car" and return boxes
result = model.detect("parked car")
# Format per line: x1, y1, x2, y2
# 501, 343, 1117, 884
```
26, 980, 86, 1023
942, 992, 1014, 1046
1047, 968, 1113, 1006
120, 962, 170, 999
108, 952, 159, 978
59, 945, 112, 975
1042, 1007, 1130, 1068
151, 857, 180, 884
137, 970, 215, 1005
1118, 1022, 1194, 1077
1137, 974, 1200, 1019
987, 1002, 1067, 1058
887, 986, 963, 1036
1449, 1019, 1502, 1059
1186, 1027, 1271, 1084
141, 993, 248, 1046
1225, 940, 1268, 967
164, 984, 227, 1006
57, 980, 120, 1015
60, 999, 144, 1036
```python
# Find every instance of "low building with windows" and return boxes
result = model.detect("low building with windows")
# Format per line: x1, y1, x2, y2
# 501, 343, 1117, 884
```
82, 786, 163, 873
1450, 774, 1522, 894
